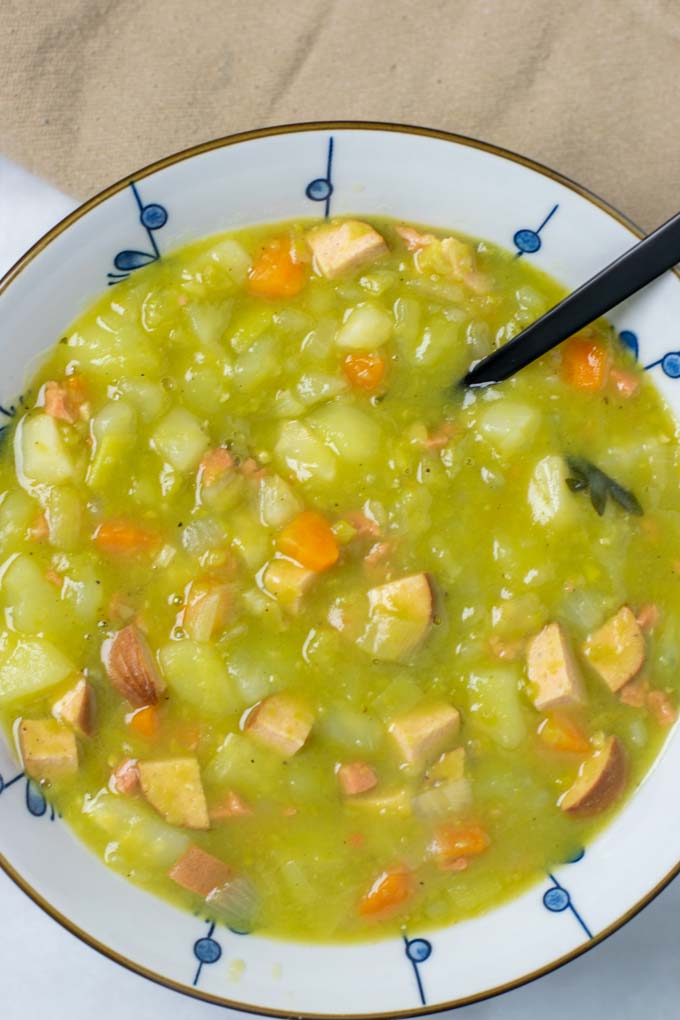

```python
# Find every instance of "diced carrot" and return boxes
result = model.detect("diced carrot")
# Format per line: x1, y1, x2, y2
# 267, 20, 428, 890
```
29, 513, 49, 542
277, 510, 340, 572
537, 711, 591, 754
429, 825, 490, 865
358, 866, 412, 917
95, 519, 161, 557
247, 237, 306, 299
647, 690, 677, 727
45, 568, 63, 588
337, 761, 378, 796
126, 705, 160, 740
636, 603, 660, 631
561, 337, 609, 391
610, 367, 640, 398
199, 447, 234, 486
343, 353, 386, 392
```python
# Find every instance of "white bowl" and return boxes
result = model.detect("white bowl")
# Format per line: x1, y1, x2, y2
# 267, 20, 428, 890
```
1, 123, 679, 1018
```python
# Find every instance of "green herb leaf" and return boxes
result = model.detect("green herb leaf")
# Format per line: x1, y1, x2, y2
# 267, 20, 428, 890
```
564, 456, 643, 517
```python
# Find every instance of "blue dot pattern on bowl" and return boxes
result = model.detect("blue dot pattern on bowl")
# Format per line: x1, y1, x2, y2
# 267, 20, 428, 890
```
513, 203, 559, 257
542, 852, 592, 939
107, 181, 168, 284
0, 770, 55, 821
403, 936, 432, 1005
192, 921, 222, 987
305, 137, 334, 218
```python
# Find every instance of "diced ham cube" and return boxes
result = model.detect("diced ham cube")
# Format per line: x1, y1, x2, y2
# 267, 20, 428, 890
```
647, 690, 677, 728
182, 579, 232, 642
619, 677, 648, 708
244, 693, 315, 757
19, 719, 78, 783
262, 557, 316, 613
560, 735, 627, 816
337, 761, 378, 796
110, 758, 140, 796
307, 220, 388, 280
52, 676, 95, 738
395, 224, 437, 251
209, 790, 253, 820
610, 367, 640, 397
527, 622, 585, 711
199, 447, 234, 486
389, 702, 460, 765
102, 624, 166, 707
636, 603, 660, 631
583, 606, 645, 693
168, 846, 233, 898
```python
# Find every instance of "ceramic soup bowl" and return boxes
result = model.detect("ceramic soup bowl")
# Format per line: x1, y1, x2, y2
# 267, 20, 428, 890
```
1, 123, 679, 1018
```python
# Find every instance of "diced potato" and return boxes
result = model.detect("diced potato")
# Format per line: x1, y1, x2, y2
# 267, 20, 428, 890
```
262, 557, 316, 612
84, 789, 190, 867
296, 372, 349, 408
528, 455, 575, 526
317, 702, 384, 753
274, 420, 337, 484
337, 761, 378, 796
244, 692, 315, 757
335, 302, 393, 351
229, 509, 270, 569
102, 624, 166, 707
205, 875, 258, 932
44, 486, 82, 550
467, 666, 527, 749
346, 787, 411, 816
210, 237, 251, 284
0, 634, 74, 705
19, 718, 78, 782
0, 490, 36, 543
307, 220, 388, 280
1, 553, 63, 635
159, 640, 235, 716
478, 401, 540, 455
527, 622, 585, 710
18, 413, 74, 484
234, 335, 280, 392
52, 676, 95, 737
138, 758, 209, 829
583, 606, 645, 693
427, 747, 465, 783
560, 735, 627, 816
356, 573, 433, 662
413, 777, 472, 820
182, 579, 232, 642
87, 400, 137, 488
389, 702, 460, 765
308, 403, 381, 463
151, 407, 209, 473
119, 378, 170, 423
209, 790, 253, 820
258, 474, 303, 528
169, 845, 233, 897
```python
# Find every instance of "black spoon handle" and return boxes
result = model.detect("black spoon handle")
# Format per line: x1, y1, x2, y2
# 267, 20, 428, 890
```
462, 210, 680, 388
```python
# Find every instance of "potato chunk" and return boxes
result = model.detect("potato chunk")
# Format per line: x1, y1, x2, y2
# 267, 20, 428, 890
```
52, 676, 95, 737
357, 573, 433, 662
168, 845, 232, 897
262, 557, 316, 613
337, 761, 378, 796
138, 758, 209, 830
307, 220, 388, 279
244, 693, 314, 757
19, 718, 78, 783
560, 735, 627, 816
527, 622, 585, 711
583, 606, 645, 693
389, 702, 460, 765
102, 624, 166, 707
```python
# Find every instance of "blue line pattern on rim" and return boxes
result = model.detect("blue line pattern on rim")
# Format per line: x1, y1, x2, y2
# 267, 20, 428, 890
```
0, 770, 56, 821
192, 920, 222, 987
542, 849, 592, 940
305, 137, 335, 218
403, 935, 432, 1005
107, 181, 168, 285
513, 204, 559, 258
0, 394, 25, 447
618, 328, 680, 379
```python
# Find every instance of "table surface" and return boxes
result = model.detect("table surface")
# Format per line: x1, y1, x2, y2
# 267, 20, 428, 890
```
1, 156, 679, 1019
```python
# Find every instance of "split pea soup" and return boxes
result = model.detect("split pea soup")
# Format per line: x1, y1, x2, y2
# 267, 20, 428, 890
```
0, 215, 678, 941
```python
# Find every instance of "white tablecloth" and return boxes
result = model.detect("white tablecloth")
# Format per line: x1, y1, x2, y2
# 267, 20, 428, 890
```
1, 157, 678, 1019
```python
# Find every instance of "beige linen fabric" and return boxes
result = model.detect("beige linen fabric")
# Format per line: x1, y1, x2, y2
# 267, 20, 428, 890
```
1, 0, 679, 227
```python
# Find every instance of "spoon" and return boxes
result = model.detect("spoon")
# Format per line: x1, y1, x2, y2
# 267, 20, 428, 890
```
462, 210, 680, 388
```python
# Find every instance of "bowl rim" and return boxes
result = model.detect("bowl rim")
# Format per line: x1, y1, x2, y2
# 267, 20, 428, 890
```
1, 119, 679, 1018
